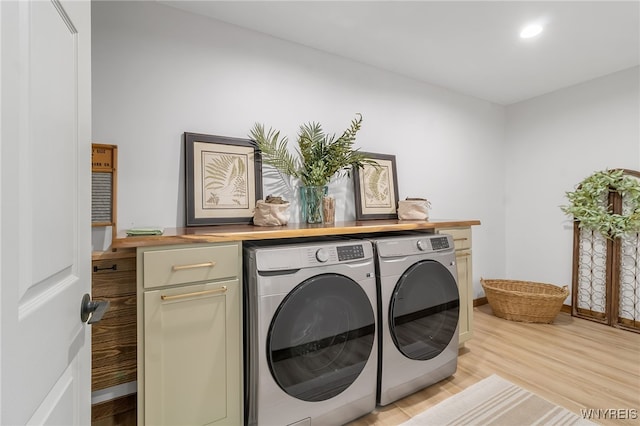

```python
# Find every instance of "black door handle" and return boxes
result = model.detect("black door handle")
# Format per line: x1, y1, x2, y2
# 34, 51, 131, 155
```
93, 264, 117, 272
80, 293, 110, 324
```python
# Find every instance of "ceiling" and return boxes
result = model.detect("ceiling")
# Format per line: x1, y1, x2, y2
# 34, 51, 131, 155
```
161, 1, 640, 105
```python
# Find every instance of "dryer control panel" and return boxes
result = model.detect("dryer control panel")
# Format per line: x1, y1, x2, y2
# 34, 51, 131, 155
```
376, 233, 455, 258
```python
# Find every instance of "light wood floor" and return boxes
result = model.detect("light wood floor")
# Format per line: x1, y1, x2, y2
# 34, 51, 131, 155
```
348, 304, 640, 426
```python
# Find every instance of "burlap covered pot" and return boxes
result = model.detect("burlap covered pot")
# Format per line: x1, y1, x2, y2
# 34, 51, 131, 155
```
397, 199, 430, 220
253, 198, 290, 226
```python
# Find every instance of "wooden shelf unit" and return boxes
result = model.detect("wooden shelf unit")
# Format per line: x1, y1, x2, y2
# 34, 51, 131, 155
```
91, 249, 137, 424
111, 219, 481, 248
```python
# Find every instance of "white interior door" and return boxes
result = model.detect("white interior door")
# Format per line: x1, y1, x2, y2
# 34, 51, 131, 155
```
1, 0, 91, 424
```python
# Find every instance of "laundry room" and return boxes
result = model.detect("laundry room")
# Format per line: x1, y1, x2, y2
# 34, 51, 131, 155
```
86, 1, 638, 425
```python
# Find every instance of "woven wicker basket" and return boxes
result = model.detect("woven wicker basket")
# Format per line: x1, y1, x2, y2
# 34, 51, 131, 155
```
480, 279, 569, 323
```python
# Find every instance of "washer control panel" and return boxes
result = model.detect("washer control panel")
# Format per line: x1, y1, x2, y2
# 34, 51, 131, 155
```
253, 240, 375, 271
430, 236, 450, 250
315, 248, 330, 263
336, 244, 365, 261
304, 243, 367, 265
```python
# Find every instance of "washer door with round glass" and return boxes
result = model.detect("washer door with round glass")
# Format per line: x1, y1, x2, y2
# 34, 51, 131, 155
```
267, 273, 375, 402
389, 260, 459, 361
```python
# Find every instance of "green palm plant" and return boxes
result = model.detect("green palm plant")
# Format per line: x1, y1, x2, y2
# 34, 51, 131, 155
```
249, 113, 373, 187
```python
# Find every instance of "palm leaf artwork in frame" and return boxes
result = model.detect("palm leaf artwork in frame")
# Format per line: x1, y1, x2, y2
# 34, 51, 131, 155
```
185, 132, 262, 226
353, 152, 399, 220
203, 154, 248, 207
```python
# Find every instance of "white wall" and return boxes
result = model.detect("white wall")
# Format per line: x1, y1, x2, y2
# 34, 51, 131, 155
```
92, 1, 508, 294
92, 2, 640, 301
505, 67, 640, 298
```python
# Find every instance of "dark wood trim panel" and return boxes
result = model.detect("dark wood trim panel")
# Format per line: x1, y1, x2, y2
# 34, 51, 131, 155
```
92, 393, 136, 425
473, 297, 488, 307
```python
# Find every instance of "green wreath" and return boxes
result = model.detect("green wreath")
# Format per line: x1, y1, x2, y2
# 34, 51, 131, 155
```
561, 169, 640, 239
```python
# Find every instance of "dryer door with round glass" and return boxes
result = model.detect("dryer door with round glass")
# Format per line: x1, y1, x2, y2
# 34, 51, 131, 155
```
389, 260, 459, 361
267, 273, 376, 402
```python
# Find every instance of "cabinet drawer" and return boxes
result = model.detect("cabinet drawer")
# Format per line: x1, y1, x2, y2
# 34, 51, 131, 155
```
93, 257, 136, 297
142, 244, 239, 289
438, 227, 472, 250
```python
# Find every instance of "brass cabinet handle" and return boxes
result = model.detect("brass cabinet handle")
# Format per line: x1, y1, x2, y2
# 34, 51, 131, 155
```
453, 238, 468, 241
161, 286, 227, 301
172, 261, 216, 271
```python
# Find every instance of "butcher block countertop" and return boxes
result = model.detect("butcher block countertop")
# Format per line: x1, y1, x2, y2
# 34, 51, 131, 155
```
110, 219, 481, 249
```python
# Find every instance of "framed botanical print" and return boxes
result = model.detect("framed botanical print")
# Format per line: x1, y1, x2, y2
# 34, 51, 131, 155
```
185, 132, 262, 226
353, 152, 399, 220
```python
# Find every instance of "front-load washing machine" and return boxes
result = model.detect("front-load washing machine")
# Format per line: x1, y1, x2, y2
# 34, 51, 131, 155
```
371, 232, 459, 406
244, 239, 378, 426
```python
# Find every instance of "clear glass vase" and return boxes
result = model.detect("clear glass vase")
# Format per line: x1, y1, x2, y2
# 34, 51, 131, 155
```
299, 185, 328, 224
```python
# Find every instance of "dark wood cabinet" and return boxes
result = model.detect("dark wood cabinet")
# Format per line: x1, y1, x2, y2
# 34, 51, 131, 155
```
91, 249, 137, 425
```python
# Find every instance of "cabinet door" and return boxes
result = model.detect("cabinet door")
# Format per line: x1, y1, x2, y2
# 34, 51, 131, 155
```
144, 280, 241, 426
456, 250, 473, 345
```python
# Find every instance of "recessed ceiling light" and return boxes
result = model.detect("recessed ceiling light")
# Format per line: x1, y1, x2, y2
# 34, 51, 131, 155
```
520, 24, 543, 39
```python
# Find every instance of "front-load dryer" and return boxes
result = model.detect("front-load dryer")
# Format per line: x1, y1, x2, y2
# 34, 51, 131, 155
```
371, 233, 459, 406
243, 239, 378, 426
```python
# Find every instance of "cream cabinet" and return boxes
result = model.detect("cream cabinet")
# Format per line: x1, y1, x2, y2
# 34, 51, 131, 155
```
137, 242, 243, 426
437, 227, 474, 345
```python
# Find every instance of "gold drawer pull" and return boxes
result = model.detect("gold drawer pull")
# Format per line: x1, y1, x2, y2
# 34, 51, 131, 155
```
161, 286, 227, 301
172, 261, 216, 271
453, 238, 468, 242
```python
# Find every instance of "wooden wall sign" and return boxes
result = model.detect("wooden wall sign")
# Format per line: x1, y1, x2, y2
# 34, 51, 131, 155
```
92, 144, 118, 238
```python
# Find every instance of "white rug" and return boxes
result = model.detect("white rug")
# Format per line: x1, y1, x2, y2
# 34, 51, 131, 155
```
400, 375, 595, 426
